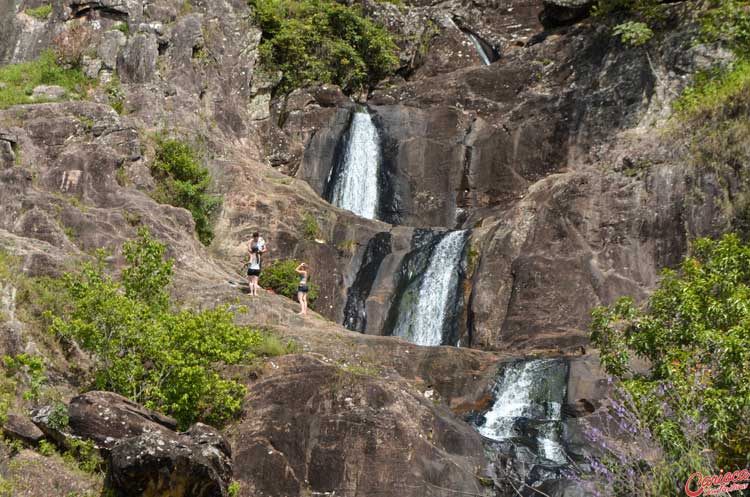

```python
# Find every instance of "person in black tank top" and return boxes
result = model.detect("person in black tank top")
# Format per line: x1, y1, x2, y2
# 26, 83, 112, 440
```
295, 262, 309, 316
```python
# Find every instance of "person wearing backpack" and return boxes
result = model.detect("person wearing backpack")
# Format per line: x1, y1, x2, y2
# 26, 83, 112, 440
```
246, 232, 267, 296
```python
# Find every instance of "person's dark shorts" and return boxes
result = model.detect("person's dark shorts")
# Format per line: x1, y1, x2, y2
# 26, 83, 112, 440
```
298, 285, 309, 293
248, 268, 261, 277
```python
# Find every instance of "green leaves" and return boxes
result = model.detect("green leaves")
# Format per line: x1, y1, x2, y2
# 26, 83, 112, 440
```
51, 229, 264, 429
259, 259, 319, 305
592, 234, 750, 466
248, 0, 399, 94
150, 138, 221, 245
122, 227, 173, 312
613, 21, 654, 46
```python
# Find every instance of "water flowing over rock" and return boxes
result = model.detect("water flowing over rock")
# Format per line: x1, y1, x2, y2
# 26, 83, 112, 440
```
476, 359, 568, 465
325, 108, 381, 219
393, 230, 468, 346
466, 32, 492, 66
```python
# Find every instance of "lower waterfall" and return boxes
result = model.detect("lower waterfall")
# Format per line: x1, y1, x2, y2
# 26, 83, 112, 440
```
476, 359, 568, 464
392, 230, 468, 346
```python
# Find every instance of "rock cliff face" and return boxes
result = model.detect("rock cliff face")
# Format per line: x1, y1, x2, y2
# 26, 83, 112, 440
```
0, 0, 742, 496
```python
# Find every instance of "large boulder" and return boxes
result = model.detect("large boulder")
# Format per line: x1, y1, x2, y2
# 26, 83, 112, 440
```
105, 422, 232, 497
227, 354, 492, 497
31, 391, 178, 452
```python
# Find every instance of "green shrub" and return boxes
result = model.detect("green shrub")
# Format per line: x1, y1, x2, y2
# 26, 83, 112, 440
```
3, 354, 47, 404
0, 51, 91, 110
51, 228, 263, 428
302, 212, 320, 240
613, 21, 654, 46
38, 439, 56, 456
591, 233, 750, 467
47, 402, 70, 431
105, 75, 125, 114
63, 439, 102, 474
259, 259, 319, 305
227, 482, 240, 497
248, 0, 399, 94
150, 137, 221, 245
112, 22, 129, 36
25, 4, 52, 20
699, 0, 750, 56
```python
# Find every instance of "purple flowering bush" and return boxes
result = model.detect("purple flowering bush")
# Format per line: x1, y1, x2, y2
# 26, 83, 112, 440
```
570, 382, 716, 497
583, 234, 750, 494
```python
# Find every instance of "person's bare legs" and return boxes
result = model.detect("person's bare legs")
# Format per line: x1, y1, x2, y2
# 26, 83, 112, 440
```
297, 291, 305, 315
251, 276, 260, 296
301, 293, 308, 315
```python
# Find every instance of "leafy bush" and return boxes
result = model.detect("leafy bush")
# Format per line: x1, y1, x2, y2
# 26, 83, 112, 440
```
259, 259, 319, 305
248, 0, 399, 94
25, 4, 52, 20
51, 228, 263, 428
571, 384, 716, 497
613, 21, 654, 46
0, 51, 91, 109
3, 354, 47, 404
150, 137, 221, 245
699, 0, 750, 56
591, 234, 750, 467
302, 212, 320, 240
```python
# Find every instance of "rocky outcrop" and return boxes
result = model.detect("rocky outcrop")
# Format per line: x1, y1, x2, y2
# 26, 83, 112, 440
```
32, 391, 179, 453
106, 422, 232, 497
227, 354, 492, 497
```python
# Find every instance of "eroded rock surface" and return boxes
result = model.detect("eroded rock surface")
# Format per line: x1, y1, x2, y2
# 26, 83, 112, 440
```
227, 354, 492, 497
106, 422, 232, 497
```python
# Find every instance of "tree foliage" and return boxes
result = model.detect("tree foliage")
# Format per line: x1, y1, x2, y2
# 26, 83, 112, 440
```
248, 0, 399, 94
591, 234, 750, 467
51, 228, 262, 428
259, 259, 319, 305
150, 138, 221, 246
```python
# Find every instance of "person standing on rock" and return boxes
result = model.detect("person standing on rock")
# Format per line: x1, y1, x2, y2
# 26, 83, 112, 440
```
295, 262, 309, 316
246, 232, 267, 296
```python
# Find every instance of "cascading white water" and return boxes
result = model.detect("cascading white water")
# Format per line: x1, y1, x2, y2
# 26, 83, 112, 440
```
467, 33, 491, 66
394, 230, 467, 346
329, 109, 380, 219
478, 359, 567, 464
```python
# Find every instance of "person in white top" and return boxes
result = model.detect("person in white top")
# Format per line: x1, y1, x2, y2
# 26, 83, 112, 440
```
246, 232, 267, 296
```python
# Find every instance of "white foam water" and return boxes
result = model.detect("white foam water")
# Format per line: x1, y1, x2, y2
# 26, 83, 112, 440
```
394, 230, 467, 346
478, 359, 567, 464
467, 32, 491, 66
330, 109, 381, 219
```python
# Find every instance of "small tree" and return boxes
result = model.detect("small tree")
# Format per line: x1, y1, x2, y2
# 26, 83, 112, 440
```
52, 229, 262, 428
591, 234, 750, 467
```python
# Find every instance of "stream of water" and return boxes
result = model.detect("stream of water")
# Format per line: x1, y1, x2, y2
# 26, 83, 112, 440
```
328, 109, 381, 219
393, 230, 467, 346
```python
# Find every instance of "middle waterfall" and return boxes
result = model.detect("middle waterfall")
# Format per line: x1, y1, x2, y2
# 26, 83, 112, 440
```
392, 230, 468, 346
326, 107, 381, 219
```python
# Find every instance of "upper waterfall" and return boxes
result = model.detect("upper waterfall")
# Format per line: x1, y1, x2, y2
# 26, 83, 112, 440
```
393, 230, 467, 346
327, 108, 381, 219
466, 32, 491, 66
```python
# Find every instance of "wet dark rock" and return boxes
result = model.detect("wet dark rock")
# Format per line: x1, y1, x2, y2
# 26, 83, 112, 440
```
539, 0, 593, 28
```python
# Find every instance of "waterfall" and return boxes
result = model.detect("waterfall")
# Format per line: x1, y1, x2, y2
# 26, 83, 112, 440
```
393, 230, 467, 346
466, 32, 491, 66
477, 359, 567, 464
327, 108, 381, 219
